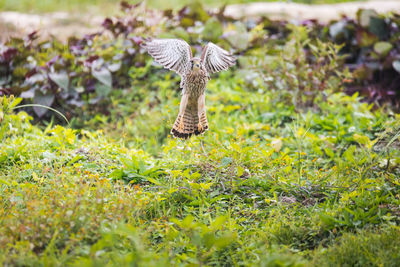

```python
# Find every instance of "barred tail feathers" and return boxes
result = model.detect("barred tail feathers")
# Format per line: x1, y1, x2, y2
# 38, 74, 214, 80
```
199, 111, 208, 133
171, 105, 208, 139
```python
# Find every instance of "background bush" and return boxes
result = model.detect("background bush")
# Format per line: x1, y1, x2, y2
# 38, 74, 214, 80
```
1, 2, 399, 124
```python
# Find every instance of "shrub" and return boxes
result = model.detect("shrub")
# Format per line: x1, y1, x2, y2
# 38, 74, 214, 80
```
1, 2, 400, 122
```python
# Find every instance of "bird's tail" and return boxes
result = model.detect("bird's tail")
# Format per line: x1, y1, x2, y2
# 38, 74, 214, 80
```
171, 107, 208, 139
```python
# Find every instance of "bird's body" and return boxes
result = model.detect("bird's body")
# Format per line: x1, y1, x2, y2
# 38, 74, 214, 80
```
142, 39, 236, 139
172, 61, 209, 139
183, 63, 208, 98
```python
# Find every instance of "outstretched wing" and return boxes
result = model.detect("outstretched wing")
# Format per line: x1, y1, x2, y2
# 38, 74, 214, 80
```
200, 42, 236, 74
142, 38, 192, 77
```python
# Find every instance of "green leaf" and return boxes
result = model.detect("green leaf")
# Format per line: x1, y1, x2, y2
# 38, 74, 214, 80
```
324, 147, 335, 159
67, 155, 84, 166
0, 178, 11, 186
236, 166, 244, 177
210, 216, 227, 230
33, 90, 55, 117
181, 215, 195, 228
213, 233, 235, 249
369, 17, 387, 40
374, 42, 392, 56
202, 17, 223, 42
319, 213, 336, 227
353, 133, 371, 146
109, 169, 124, 179
357, 9, 378, 27
8, 97, 22, 109
393, 60, 400, 74
357, 29, 378, 47
92, 67, 112, 88
329, 21, 347, 39
145, 177, 161, 186
343, 145, 356, 163
221, 157, 233, 167
49, 72, 69, 91
108, 62, 121, 72
95, 83, 112, 97
225, 22, 250, 51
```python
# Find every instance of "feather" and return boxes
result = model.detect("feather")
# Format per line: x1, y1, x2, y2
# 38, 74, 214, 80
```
200, 42, 236, 74
141, 38, 192, 77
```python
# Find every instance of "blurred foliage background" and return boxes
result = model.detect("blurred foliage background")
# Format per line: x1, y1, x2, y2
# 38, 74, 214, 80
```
0, 0, 367, 13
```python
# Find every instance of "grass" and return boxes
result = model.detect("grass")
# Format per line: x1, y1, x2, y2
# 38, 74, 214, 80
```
1, 68, 399, 265
0, 0, 367, 13
0, 8, 399, 265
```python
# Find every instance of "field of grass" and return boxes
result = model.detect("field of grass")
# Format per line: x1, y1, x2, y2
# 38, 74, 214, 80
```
2, 84, 400, 265
0, 0, 367, 13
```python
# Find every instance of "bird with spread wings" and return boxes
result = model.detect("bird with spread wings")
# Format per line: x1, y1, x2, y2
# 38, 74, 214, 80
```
142, 38, 236, 139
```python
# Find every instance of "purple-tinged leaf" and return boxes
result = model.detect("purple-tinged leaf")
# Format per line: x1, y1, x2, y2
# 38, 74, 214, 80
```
49, 72, 69, 91
102, 18, 114, 30
33, 90, 55, 117
46, 56, 60, 68
1, 48, 18, 62
95, 83, 112, 97
92, 67, 112, 88
108, 62, 121, 72
20, 88, 35, 98
131, 36, 143, 45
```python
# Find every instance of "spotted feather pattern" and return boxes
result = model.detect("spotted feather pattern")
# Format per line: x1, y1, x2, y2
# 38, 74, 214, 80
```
141, 38, 192, 77
142, 38, 236, 139
200, 42, 236, 74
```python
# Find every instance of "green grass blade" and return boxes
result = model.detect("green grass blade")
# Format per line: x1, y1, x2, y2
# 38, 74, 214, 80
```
12, 104, 70, 125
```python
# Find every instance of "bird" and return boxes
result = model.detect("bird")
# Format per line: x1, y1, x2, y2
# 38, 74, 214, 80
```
142, 38, 236, 139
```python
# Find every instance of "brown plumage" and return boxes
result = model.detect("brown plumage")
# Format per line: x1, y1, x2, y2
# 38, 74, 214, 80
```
142, 38, 236, 139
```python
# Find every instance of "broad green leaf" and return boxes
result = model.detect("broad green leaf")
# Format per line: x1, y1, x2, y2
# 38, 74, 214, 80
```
95, 83, 112, 97
92, 67, 112, 88
343, 145, 356, 163
0, 178, 10, 186
353, 133, 371, 147
374, 42, 392, 56
329, 21, 347, 39
324, 147, 335, 159
213, 233, 236, 249
225, 22, 250, 51
181, 215, 194, 228
109, 169, 124, 179
210, 216, 227, 230
8, 97, 22, 109
357, 9, 378, 27
49, 72, 69, 91
369, 17, 387, 40
33, 90, 55, 117
202, 17, 223, 42
108, 62, 121, 72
